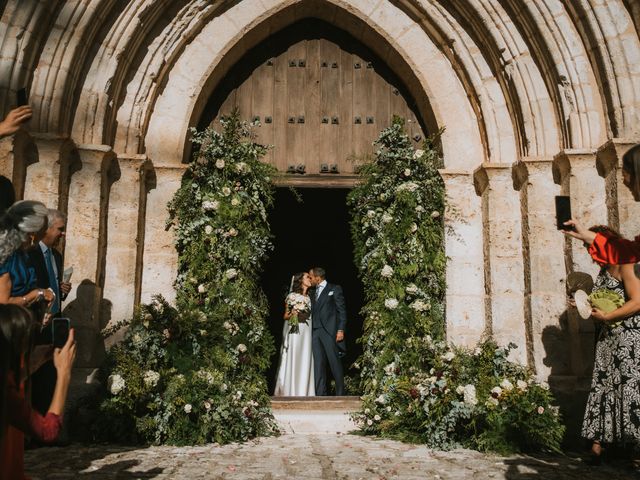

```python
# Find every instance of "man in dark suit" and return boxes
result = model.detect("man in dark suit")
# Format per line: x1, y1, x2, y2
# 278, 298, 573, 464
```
28, 208, 72, 415
309, 267, 346, 396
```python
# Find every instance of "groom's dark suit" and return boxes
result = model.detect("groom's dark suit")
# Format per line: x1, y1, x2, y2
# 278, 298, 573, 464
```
311, 281, 347, 396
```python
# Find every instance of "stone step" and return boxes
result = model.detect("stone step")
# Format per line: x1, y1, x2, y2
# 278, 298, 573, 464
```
270, 396, 361, 434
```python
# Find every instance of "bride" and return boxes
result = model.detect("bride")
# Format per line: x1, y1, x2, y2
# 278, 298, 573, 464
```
274, 272, 315, 396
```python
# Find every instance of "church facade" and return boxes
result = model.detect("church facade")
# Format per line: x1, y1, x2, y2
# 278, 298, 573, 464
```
1, 0, 639, 388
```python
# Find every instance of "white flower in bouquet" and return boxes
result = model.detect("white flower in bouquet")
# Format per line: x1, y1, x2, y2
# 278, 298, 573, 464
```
382, 213, 393, 223
411, 300, 429, 312
204, 225, 213, 235
456, 385, 465, 395
383, 362, 396, 375
364, 408, 370, 414
379, 329, 385, 336
537, 406, 545, 414
227, 227, 238, 237
221, 383, 228, 392
415, 205, 425, 213
366, 210, 376, 218
410, 223, 418, 233
225, 268, 238, 279
374, 414, 381, 421
540, 381, 550, 390
386, 406, 392, 412
204, 400, 212, 411
413, 149, 424, 159
235, 162, 248, 172
396, 182, 419, 192
516, 379, 528, 391
202, 200, 219, 211
143, 370, 160, 388
486, 397, 499, 407
404, 168, 411, 177
406, 284, 419, 294
236, 343, 247, 353
231, 198, 240, 206
197, 284, 206, 293
384, 298, 399, 310
184, 404, 192, 413
234, 390, 243, 400
431, 210, 440, 219
441, 351, 455, 362
491, 386, 503, 397
367, 419, 373, 426
108, 374, 126, 395
215, 159, 225, 169
381, 265, 394, 278
375, 394, 386, 404
500, 379, 514, 392
463, 385, 477, 406
222, 187, 232, 196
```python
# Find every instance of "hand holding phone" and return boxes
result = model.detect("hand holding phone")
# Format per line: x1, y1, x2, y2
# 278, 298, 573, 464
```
16, 88, 28, 107
52, 317, 71, 348
555, 196, 574, 231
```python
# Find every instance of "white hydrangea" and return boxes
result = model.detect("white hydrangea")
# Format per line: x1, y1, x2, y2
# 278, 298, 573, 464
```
383, 362, 396, 375
225, 268, 238, 279
215, 159, 225, 169
413, 149, 424, 159
184, 403, 192, 413
143, 370, 160, 388
441, 351, 455, 362
463, 385, 477, 406
456, 385, 465, 395
405, 284, 418, 294
236, 343, 247, 353
381, 265, 394, 278
410, 300, 429, 312
202, 200, 219, 211
381, 213, 393, 223
516, 379, 528, 391
500, 379, 514, 392
384, 298, 399, 310
108, 374, 125, 395
396, 182, 419, 192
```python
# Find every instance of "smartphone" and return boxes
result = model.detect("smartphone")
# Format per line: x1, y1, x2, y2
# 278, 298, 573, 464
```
16, 87, 28, 107
555, 195, 573, 230
62, 266, 73, 283
52, 317, 70, 348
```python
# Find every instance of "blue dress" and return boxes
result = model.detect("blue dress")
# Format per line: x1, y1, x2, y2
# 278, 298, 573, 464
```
0, 250, 36, 297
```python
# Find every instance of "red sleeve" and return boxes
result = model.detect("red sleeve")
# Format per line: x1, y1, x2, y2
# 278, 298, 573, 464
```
589, 232, 640, 265
6, 376, 62, 442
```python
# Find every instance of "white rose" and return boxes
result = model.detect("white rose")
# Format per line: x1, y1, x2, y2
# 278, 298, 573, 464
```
386, 406, 392, 412
225, 268, 238, 279
374, 415, 381, 421
500, 379, 514, 392
441, 351, 455, 362
415, 205, 425, 213
539, 381, 550, 390
108, 374, 125, 395
413, 149, 424, 159
184, 404, 192, 413
516, 379, 528, 391
235, 162, 247, 172
537, 406, 545, 414
364, 408, 370, 414
222, 187, 232, 196
204, 400, 212, 410
381, 265, 394, 278
404, 168, 411, 177
143, 370, 160, 388
431, 211, 440, 219
463, 385, 477, 406
375, 394, 386, 404
236, 343, 247, 353
215, 159, 225, 169
228, 228, 238, 237
198, 284, 206, 293
405, 284, 418, 294
204, 225, 213, 235
366, 210, 376, 218
202, 200, 219, 211
384, 298, 399, 310
231, 198, 240, 206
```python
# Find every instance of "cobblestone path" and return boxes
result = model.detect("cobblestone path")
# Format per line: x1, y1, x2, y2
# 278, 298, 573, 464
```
25, 433, 639, 479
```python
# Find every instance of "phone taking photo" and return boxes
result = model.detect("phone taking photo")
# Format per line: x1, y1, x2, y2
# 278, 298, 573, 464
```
52, 317, 70, 348
555, 195, 573, 230
16, 87, 28, 107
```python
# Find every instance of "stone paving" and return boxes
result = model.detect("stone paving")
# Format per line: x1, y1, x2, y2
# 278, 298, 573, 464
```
25, 433, 640, 479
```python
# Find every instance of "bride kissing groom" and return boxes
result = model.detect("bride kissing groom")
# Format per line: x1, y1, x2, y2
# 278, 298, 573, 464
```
274, 267, 347, 397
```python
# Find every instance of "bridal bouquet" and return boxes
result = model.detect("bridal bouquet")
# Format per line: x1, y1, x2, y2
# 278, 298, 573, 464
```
286, 293, 311, 334
575, 288, 625, 327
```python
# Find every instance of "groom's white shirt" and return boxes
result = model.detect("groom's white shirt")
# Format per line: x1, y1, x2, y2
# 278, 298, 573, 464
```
316, 280, 327, 299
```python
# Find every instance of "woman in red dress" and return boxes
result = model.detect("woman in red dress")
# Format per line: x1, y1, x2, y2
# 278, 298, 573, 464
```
566, 144, 640, 263
0, 304, 76, 480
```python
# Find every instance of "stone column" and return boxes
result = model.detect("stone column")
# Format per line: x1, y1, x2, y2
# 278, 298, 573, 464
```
438, 169, 485, 347
596, 139, 639, 238
552, 149, 603, 380
140, 164, 185, 306
513, 159, 567, 378
0, 130, 38, 199
102, 155, 153, 338
63, 145, 118, 368
473, 164, 527, 364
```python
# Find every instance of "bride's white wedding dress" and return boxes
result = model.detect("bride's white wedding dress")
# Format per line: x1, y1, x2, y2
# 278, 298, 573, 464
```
274, 293, 315, 396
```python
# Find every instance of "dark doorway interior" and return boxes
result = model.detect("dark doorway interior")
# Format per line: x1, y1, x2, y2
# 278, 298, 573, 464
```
261, 187, 364, 394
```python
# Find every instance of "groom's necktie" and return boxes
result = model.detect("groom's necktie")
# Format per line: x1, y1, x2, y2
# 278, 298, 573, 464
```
44, 247, 61, 314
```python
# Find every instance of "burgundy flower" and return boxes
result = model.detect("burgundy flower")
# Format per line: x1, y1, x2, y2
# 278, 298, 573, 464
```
409, 388, 419, 399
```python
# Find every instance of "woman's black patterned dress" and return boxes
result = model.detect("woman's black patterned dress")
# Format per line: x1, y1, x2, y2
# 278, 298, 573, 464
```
582, 267, 640, 446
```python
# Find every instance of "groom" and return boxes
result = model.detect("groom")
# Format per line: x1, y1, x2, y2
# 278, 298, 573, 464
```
309, 267, 346, 396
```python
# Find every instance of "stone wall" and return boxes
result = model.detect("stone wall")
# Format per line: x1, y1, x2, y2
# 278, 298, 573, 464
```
1, 1, 639, 399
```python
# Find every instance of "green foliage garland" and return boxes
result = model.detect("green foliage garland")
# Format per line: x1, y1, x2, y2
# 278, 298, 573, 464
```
98, 112, 278, 445
348, 119, 565, 453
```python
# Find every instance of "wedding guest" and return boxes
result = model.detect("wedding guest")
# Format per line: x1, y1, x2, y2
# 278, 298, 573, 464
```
579, 225, 640, 466
565, 144, 640, 264
0, 304, 76, 480
28, 209, 71, 415
0, 200, 55, 312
